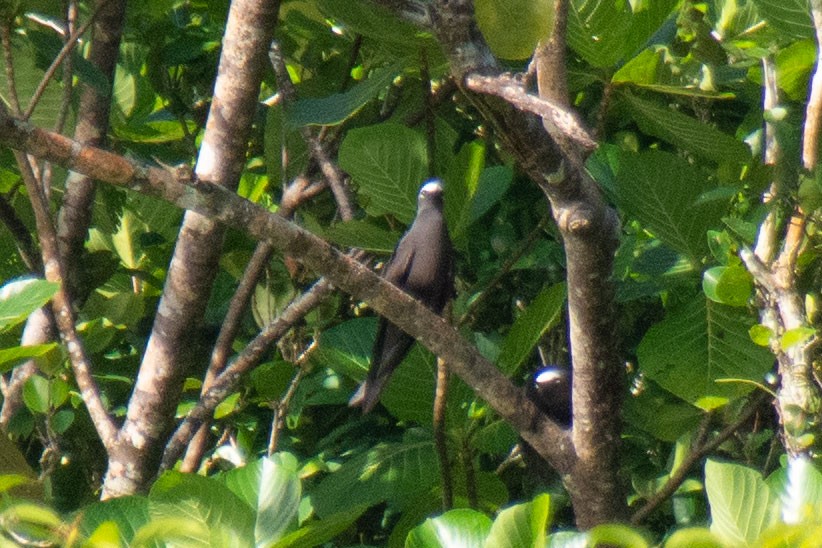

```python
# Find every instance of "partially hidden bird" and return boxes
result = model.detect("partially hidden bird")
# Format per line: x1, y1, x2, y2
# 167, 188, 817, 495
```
526, 366, 572, 427
349, 179, 455, 413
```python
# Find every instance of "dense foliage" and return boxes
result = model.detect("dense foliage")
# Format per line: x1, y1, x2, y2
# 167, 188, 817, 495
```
2, 0, 822, 546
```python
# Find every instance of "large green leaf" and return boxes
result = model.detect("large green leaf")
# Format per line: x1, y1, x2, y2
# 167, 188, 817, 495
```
309, 437, 440, 519
474, 0, 554, 60
621, 93, 750, 165
286, 60, 406, 127
445, 140, 486, 246
316, 0, 434, 53
338, 123, 428, 224
149, 472, 255, 547
497, 283, 566, 375
637, 298, 773, 410
78, 495, 150, 545
221, 455, 301, 547
324, 220, 401, 253
406, 508, 492, 548
0, 278, 59, 332
269, 505, 367, 548
600, 148, 726, 262
705, 459, 778, 545
752, 0, 812, 39
0, 344, 58, 375
485, 494, 552, 548
568, 0, 679, 67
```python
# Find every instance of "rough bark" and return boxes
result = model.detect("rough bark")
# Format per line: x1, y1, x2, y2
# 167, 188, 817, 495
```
101, 0, 281, 497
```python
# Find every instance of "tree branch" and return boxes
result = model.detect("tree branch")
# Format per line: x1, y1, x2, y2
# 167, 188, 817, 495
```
0, 104, 576, 478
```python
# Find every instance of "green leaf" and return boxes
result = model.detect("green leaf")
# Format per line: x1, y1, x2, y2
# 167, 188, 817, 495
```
587, 524, 649, 548
0, 503, 62, 547
485, 494, 552, 548
338, 123, 428, 224
213, 392, 241, 419
446, 140, 486, 246
269, 505, 367, 548
316, 0, 433, 53
780, 327, 815, 349
705, 459, 778, 545
469, 166, 513, 224
601, 149, 726, 262
498, 283, 566, 375
623, 380, 703, 442
0, 278, 59, 332
749, 324, 773, 347
221, 455, 301, 547
311, 317, 373, 381
752, 0, 813, 39
149, 471, 255, 547
78, 495, 150, 545
286, 60, 406, 127
405, 508, 492, 548
622, 93, 750, 165
131, 516, 212, 547
567, 0, 678, 67
0, 343, 59, 375
324, 220, 401, 253
309, 438, 440, 519
637, 298, 773, 410
662, 527, 725, 548
22, 376, 50, 414
702, 265, 753, 307
474, 0, 554, 60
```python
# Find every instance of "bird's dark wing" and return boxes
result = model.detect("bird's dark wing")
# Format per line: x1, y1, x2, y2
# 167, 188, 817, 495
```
348, 243, 416, 412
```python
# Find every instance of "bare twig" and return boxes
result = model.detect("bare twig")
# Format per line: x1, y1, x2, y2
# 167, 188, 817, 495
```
631, 392, 769, 525
24, 1, 109, 120
268, 341, 316, 455
164, 279, 336, 471
433, 357, 452, 510
458, 215, 550, 327
14, 148, 117, 450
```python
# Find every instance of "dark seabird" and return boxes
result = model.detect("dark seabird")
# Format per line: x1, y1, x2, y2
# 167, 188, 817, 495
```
350, 179, 455, 413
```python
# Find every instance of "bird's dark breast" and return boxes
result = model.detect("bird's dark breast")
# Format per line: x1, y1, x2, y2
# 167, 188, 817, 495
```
405, 234, 451, 310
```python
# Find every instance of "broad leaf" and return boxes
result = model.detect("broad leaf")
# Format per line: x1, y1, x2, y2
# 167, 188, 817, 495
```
0, 278, 59, 332
568, 0, 678, 67
637, 298, 773, 409
406, 508, 492, 548
485, 494, 552, 548
338, 123, 428, 224
497, 283, 566, 375
622, 93, 750, 165
600, 148, 727, 262
78, 496, 150, 546
221, 455, 301, 547
286, 60, 406, 127
705, 459, 778, 545
309, 438, 440, 519
149, 472, 255, 547
752, 0, 813, 39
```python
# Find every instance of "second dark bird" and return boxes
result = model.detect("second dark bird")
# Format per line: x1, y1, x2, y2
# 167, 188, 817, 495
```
349, 179, 455, 413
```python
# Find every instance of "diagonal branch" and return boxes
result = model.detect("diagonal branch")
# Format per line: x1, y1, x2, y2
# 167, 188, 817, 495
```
0, 103, 577, 478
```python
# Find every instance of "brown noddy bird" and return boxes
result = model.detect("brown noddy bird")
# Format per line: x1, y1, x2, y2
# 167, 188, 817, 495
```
349, 179, 455, 413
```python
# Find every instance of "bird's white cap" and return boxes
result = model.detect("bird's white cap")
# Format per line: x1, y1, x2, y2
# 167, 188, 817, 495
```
420, 179, 443, 194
